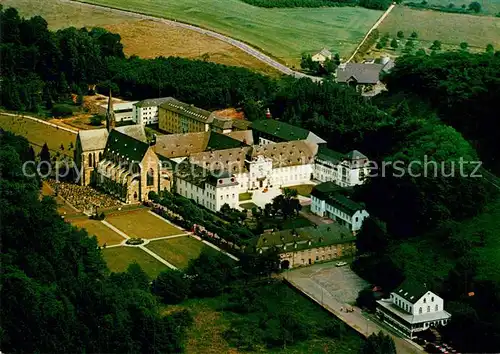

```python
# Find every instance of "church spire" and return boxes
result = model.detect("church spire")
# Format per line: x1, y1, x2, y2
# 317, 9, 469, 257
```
105, 90, 116, 132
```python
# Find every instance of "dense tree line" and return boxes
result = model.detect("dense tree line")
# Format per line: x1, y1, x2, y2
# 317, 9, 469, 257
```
382, 51, 500, 174
238, 0, 391, 10
0, 131, 192, 353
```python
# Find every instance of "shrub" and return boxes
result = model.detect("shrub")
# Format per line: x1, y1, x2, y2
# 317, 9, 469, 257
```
52, 104, 74, 118
89, 115, 103, 126
126, 238, 144, 245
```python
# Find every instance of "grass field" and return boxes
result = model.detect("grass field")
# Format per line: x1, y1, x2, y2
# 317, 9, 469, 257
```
2, 0, 281, 75
78, 0, 383, 65
378, 6, 500, 51
165, 281, 364, 353
0, 114, 76, 156
405, 0, 500, 16
102, 246, 166, 278
106, 209, 185, 239
146, 236, 217, 269
70, 217, 125, 246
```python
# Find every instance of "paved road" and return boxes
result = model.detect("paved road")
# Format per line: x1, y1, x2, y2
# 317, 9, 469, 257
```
285, 263, 424, 354
68, 0, 322, 81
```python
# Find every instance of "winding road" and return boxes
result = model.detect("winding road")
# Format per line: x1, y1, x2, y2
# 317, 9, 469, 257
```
67, 0, 322, 81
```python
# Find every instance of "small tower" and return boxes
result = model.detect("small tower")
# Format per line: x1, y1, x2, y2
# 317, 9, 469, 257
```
105, 90, 116, 132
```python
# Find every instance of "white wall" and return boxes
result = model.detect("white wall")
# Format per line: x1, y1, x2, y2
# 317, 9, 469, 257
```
133, 105, 160, 125
313, 160, 368, 187
413, 292, 444, 315
351, 210, 369, 232
176, 175, 238, 212
391, 291, 444, 316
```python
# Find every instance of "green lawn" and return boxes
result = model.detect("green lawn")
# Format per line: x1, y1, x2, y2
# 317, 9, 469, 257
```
240, 202, 258, 209
378, 6, 500, 51
80, 0, 383, 65
146, 236, 218, 269
286, 184, 315, 197
102, 246, 167, 278
238, 192, 253, 201
106, 209, 185, 239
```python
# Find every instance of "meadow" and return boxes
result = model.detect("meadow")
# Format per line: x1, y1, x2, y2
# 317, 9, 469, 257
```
165, 281, 365, 353
0, 114, 76, 156
78, 0, 383, 65
1, 0, 281, 75
378, 6, 500, 50
404, 0, 500, 16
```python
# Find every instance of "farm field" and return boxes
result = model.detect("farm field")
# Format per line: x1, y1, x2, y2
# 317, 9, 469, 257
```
1, 0, 281, 75
78, 0, 383, 65
106, 209, 185, 239
69, 216, 125, 246
378, 6, 500, 51
404, 0, 500, 16
146, 236, 218, 269
102, 246, 166, 278
0, 114, 76, 156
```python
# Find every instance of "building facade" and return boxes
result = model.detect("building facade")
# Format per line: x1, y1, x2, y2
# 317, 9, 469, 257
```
310, 182, 369, 232
133, 97, 172, 125
95, 129, 171, 203
255, 223, 356, 269
158, 98, 214, 134
174, 161, 239, 211
376, 282, 451, 339
314, 147, 369, 187
98, 101, 138, 122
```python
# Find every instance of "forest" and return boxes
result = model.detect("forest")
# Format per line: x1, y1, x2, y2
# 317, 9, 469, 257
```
1, 6, 499, 353
0, 131, 193, 353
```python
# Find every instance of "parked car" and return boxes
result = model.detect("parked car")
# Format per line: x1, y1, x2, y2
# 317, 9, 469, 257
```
335, 261, 347, 267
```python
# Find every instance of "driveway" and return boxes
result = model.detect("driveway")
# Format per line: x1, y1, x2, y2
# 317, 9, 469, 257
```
285, 262, 424, 354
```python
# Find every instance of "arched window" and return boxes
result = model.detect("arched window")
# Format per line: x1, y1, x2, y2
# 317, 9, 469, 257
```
93, 153, 96, 167
88, 153, 93, 167
147, 168, 154, 186
99, 152, 103, 161
424, 298, 427, 304
419, 307, 422, 314
427, 306, 430, 312
435, 304, 438, 312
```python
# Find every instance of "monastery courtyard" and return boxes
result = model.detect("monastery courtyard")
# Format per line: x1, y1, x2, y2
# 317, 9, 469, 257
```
43, 181, 235, 278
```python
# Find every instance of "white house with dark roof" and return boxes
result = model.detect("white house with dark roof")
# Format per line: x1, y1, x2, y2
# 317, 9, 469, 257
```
98, 101, 138, 122
314, 146, 369, 187
376, 281, 451, 339
133, 97, 173, 125
310, 182, 369, 232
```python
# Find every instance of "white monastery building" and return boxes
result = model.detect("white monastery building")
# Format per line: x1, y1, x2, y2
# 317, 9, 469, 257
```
376, 281, 452, 339
310, 182, 369, 232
